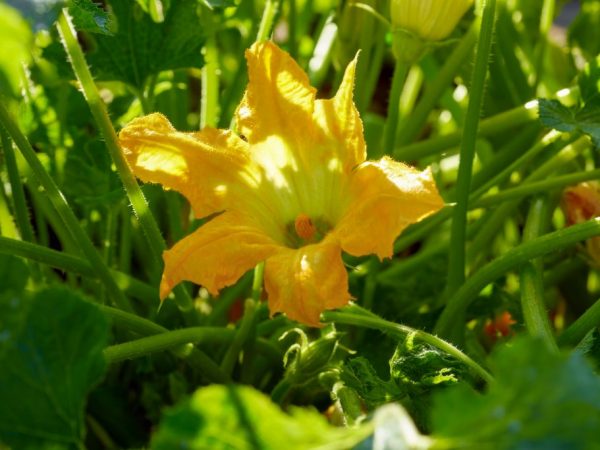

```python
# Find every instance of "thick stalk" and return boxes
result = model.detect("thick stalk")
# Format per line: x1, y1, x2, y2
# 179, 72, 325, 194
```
0, 128, 35, 244
56, 10, 193, 311
446, 0, 497, 294
559, 297, 600, 347
533, 0, 555, 91
256, 0, 280, 42
200, 9, 219, 129
473, 168, 600, 209
435, 218, 600, 338
220, 262, 264, 375
0, 100, 133, 312
0, 236, 155, 301
394, 99, 540, 161
0, 127, 41, 280
104, 326, 280, 366
380, 62, 410, 157
395, 23, 478, 146
100, 304, 230, 382
520, 197, 559, 351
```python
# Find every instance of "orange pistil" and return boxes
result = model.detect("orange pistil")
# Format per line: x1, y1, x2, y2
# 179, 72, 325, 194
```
294, 213, 317, 241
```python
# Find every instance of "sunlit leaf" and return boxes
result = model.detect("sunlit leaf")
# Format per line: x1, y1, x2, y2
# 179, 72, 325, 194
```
151, 385, 368, 450
85, 0, 205, 88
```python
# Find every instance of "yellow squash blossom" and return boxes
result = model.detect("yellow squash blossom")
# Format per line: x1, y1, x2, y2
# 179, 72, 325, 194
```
390, 0, 474, 42
390, 0, 474, 63
119, 42, 443, 326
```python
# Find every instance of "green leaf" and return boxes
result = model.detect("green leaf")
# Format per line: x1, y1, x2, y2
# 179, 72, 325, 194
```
339, 357, 404, 409
578, 55, 600, 105
0, 253, 29, 295
62, 138, 124, 206
86, 0, 205, 88
576, 102, 600, 147
431, 337, 600, 449
390, 333, 467, 390
68, 0, 113, 35
538, 98, 578, 132
539, 98, 600, 147
0, 288, 109, 450
151, 385, 369, 450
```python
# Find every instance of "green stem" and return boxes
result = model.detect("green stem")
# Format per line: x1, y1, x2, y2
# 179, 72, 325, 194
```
0, 100, 133, 312
398, 65, 424, 120
307, 15, 337, 88
57, 9, 193, 311
533, 0, 555, 91
104, 327, 229, 363
558, 296, 600, 346
394, 99, 539, 161
256, 0, 280, 42
470, 130, 567, 201
104, 326, 280, 366
220, 262, 264, 375
359, 26, 387, 114
473, 167, 600, 209
0, 128, 35, 244
520, 197, 559, 352
395, 23, 478, 147
321, 306, 494, 385
446, 0, 497, 295
380, 61, 410, 157
100, 304, 231, 382
200, 10, 219, 129
0, 127, 41, 281
0, 236, 156, 301
435, 218, 600, 338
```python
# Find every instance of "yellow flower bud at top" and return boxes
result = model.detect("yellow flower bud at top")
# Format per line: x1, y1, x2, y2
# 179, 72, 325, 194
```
391, 0, 474, 41
390, 0, 474, 63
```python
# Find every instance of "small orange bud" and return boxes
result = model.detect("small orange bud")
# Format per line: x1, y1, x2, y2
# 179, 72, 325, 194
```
294, 213, 317, 241
484, 312, 516, 342
561, 183, 600, 225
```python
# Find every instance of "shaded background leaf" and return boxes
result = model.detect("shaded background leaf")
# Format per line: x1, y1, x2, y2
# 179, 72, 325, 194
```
0, 288, 109, 450
431, 337, 600, 449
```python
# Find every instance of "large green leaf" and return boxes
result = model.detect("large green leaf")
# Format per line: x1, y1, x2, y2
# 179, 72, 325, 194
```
431, 337, 600, 448
86, 0, 205, 88
151, 385, 369, 450
0, 288, 109, 450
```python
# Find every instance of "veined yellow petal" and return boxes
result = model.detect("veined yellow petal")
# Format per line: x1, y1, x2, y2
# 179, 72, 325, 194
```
236, 41, 316, 146
119, 113, 256, 219
264, 237, 351, 327
314, 54, 366, 172
160, 211, 280, 299
333, 157, 444, 259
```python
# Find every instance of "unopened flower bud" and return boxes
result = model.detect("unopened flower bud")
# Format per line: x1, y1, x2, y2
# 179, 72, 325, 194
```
561, 182, 600, 264
390, 0, 474, 62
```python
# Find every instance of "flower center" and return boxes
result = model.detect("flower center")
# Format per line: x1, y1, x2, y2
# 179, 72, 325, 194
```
286, 213, 331, 248
294, 213, 317, 240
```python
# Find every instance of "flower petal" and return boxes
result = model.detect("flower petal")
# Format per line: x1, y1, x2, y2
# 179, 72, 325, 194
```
119, 113, 256, 219
236, 41, 316, 146
160, 211, 280, 299
314, 54, 366, 171
333, 156, 444, 259
264, 237, 351, 327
